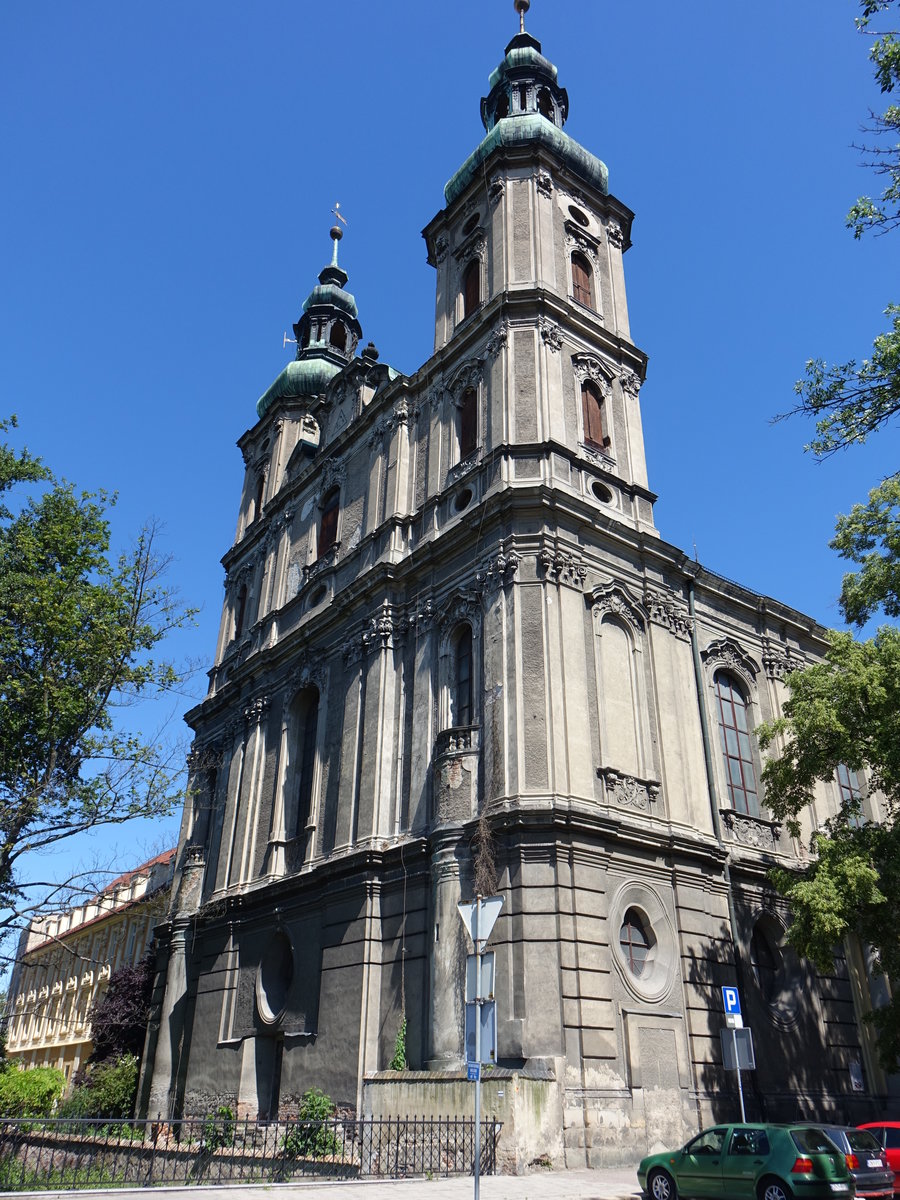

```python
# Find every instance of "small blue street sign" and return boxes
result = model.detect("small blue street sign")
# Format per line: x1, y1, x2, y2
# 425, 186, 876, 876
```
722, 986, 742, 1015
467, 1061, 481, 1082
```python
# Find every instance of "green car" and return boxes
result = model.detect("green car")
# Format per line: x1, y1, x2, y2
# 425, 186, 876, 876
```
638, 1123, 856, 1200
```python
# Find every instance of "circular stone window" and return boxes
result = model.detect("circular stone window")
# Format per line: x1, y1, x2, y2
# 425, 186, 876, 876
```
454, 487, 473, 513
592, 480, 613, 503
568, 205, 590, 227
308, 583, 327, 609
256, 933, 294, 1024
610, 882, 677, 1003
462, 213, 481, 237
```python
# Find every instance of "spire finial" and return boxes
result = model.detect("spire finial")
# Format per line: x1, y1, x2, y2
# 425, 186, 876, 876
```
515, 0, 530, 33
330, 202, 347, 267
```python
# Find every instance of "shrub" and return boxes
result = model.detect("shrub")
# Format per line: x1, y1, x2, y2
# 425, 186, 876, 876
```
388, 1013, 407, 1071
56, 1054, 139, 1120
88, 956, 154, 1064
282, 1087, 341, 1160
201, 1106, 235, 1151
0, 1065, 65, 1117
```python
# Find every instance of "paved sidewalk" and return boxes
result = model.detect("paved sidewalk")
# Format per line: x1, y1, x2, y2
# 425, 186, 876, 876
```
25, 1167, 643, 1200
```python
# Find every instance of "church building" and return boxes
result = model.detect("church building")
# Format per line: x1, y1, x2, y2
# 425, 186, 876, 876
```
143, 1, 889, 1165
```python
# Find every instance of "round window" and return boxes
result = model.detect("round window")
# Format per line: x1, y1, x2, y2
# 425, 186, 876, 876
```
454, 487, 473, 513
592, 480, 613, 503
256, 933, 294, 1024
462, 213, 481, 237
619, 908, 654, 977
568, 205, 590, 227
308, 583, 327, 609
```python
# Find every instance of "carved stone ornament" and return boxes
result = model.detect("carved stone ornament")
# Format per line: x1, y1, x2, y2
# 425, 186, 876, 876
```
571, 353, 614, 390
343, 635, 365, 666
540, 548, 587, 589
701, 637, 759, 684
580, 440, 616, 470
434, 236, 449, 263
320, 459, 347, 495
439, 591, 482, 631
447, 358, 485, 399
361, 603, 396, 652
488, 176, 505, 205
721, 809, 781, 852
304, 543, 339, 584
590, 583, 646, 632
644, 586, 692, 641
476, 549, 520, 591
762, 641, 805, 681
399, 598, 436, 635
486, 324, 508, 359
565, 229, 600, 271
243, 696, 270, 726
447, 453, 480, 484
535, 170, 553, 197
453, 232, 486, 265
620, 370, 642, 397
598, 767, 660, 812
539, 320, 563, 352
285, 655, 328, 705
606, 221, 625, 249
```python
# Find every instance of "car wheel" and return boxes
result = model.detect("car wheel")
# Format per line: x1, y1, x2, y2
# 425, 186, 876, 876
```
758, 1178, 792, 1200
647, 1168, 678, 1200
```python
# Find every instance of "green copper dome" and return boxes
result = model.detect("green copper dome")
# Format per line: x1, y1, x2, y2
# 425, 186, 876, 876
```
256, 228, 363, 419
446, 27, 606, 205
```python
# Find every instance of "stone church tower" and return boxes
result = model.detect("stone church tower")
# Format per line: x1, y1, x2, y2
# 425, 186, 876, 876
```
143, 3, 888, 1163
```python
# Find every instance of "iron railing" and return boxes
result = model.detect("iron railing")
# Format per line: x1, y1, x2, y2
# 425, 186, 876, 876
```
0, 1113, 502, 1191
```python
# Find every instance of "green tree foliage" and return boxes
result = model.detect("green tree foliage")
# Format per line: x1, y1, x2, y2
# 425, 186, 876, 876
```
761, 2, 900, 1071
281, 1088, 342, 1160
56, 1054, 140, 1120
0, 417, 194, 950
0, 1065, 65, 1118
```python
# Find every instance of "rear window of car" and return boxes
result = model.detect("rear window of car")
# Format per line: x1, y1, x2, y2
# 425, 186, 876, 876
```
792, 1128, 840, 1154
846, 1130, 883, 1153
885, 1128, 900, 1149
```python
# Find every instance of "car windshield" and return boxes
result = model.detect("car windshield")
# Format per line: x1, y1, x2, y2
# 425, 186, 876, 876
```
792, 1128, 840, 1154
846, 1130, 883, 1153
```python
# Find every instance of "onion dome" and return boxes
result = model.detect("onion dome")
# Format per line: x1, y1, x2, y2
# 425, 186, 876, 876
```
445, 1, 608, 205
257, 225, 363, 419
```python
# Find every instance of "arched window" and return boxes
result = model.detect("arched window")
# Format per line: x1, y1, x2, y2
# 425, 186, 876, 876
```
329, 321, 346, 351
619, 909, 651, 977
462, 260, 480, 319
750, 923, 779, 1001
518, 84, 527, 112
837, 763, 864, 828
714, 672, 759, 815
581, 380, 607, 449
537, 88, 554, 120
298, 319, 311, 349
452, 625, 474, 727
234, 584, 248, 640
294, 688, 320, 838
459, 388, 478, 460
317, 488, 340, 558
253, 473, 265, 523
571, 252, 594, 309
495, 92, 509, 121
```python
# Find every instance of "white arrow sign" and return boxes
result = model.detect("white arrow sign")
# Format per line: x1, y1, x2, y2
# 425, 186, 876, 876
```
458, 896, 503, 946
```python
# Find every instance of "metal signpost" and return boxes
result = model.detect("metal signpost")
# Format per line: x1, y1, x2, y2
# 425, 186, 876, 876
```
720, 985, 753, 1121
458, 895, 503, 1200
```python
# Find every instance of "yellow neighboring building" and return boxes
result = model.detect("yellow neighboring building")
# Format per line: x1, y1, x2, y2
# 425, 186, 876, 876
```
5, 850, 175, 1084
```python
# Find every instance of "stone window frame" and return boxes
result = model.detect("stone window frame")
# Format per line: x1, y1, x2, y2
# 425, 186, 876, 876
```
745, 907, 802, 1029
609, 880, 677, 1004
590, 584, 653, 783
437, 596, 482, 733
445, 358, 486, 478
272, 664, 330, 872
453, 233, 487, 328
256, 931, 295, 1027
572, 354, 616, 464
701, 639, 766, 820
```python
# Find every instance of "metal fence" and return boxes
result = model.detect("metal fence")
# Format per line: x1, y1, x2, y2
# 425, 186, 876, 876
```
0, 1113, 503, 1190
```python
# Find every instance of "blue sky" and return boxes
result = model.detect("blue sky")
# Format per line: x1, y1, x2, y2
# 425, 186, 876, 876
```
1, 1, 897, 885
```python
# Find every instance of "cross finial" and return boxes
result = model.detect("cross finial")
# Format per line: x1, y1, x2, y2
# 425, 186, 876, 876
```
515, 0, 530, 33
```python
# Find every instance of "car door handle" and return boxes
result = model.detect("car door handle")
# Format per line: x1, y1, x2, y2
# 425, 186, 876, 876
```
753, 1159, 764, 1165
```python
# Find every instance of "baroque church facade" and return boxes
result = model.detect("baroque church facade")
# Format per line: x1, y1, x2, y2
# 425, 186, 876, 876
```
142, 7, 890, 1165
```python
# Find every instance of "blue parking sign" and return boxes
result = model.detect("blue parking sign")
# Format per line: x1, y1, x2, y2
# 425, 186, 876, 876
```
722, 986, 741, 1015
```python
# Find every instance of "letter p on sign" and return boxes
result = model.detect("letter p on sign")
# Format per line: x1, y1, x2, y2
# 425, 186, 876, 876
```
722, 986, 741, 1015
